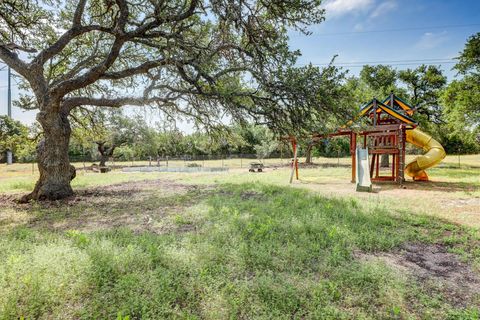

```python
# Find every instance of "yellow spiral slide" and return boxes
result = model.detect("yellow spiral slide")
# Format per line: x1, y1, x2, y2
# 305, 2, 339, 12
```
405, 128, 446, 181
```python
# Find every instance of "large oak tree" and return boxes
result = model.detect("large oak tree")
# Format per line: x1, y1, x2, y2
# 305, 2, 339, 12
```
0, 0, 324, 201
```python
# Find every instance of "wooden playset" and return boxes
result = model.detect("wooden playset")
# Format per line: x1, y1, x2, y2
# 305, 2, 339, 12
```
288, 93, 446, 186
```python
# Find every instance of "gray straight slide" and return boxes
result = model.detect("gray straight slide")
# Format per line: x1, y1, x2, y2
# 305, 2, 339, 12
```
356, 147, 373, 192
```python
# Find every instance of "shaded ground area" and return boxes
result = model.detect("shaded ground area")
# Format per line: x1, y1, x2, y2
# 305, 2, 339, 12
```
355, 243, 480, 307
0, 179, 210, 234
0, 179, 479, 319
2, 156, 479, 229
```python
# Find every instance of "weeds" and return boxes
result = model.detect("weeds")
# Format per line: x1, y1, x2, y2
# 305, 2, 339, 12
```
0, 183, 479, 319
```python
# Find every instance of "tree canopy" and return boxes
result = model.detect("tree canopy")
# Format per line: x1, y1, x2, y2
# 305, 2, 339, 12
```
0, 0, 327, 200
441, 32, 480, 148
71, 109, 146, 165
0, 115, 34, 162
398, 65, 447, 124
454, 32, 480, 76
3, 0, 325, 121
268, 63, 353, 136
359, 64, 397, 98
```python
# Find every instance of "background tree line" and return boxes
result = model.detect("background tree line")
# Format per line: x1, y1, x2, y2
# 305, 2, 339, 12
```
2, 33, 479, 165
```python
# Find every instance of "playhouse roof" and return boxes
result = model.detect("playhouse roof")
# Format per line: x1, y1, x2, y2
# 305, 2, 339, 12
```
359, 94, 417, 126
381, 95, 415, 115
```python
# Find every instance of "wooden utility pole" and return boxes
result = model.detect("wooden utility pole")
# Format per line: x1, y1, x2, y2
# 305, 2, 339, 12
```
6, 39, 13, 165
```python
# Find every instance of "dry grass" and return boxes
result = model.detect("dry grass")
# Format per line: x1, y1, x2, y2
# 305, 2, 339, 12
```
0, 164, 479, 319
1, 154, 479, 228
0, 179, 208, 235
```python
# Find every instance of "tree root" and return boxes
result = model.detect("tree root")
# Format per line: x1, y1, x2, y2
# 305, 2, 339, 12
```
19, 165, 76, 203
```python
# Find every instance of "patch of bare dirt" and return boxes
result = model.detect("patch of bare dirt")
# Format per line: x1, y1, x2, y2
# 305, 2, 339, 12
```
75, 179, 195, 200
0, 194, 18, 203
444, 198, 480, 207
355, 243, 480, 307
0, 179, 211, 234
0, 179, 195, 206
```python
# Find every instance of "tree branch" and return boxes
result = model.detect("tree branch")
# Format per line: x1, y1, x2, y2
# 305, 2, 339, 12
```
100, 59, 172, 80
63, 96, 177, 110
73, 0, 88, 26
51, 0, 131, 96
0, 44, 30, 78
127, 0, 199, 37
32, 25, 113, 67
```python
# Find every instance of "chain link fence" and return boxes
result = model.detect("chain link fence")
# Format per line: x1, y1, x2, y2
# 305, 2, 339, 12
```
2, 153, 478, 177
71, 154, 296, 171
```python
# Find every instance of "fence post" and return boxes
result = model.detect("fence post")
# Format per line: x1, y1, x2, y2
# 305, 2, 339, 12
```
32, 162, 34, 175
82, 147, 85, 174
166, 156, 169, 167
240, 156, 242, 168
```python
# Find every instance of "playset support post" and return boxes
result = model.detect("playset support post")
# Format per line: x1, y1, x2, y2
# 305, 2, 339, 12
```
289, 138, 299, 183
350, 132, 356, 183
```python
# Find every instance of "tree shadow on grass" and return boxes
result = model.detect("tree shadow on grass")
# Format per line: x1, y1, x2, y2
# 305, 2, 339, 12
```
1, 181, 479, 319
0, 179, 210, 234
205, 183, 480, 313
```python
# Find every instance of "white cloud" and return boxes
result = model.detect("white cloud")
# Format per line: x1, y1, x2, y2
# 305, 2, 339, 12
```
370, 0, 398, 18
354, 23, 364, 31
323, 0, 375, 17
415, 31, 449, 50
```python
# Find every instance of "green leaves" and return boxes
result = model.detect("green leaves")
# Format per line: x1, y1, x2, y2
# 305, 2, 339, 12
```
455, 32, 480, 76
398, 65, 447, 125
2, 0, 327, 123
262, 63, 353, 137
0, 115, 34, 160
359, 65, 397, 98
439, 33, 480, 151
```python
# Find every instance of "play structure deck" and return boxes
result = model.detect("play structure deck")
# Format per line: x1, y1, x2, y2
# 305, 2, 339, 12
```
287, 93, 446, 187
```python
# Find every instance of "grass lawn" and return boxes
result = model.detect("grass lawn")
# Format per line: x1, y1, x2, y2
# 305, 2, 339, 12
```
0, 156, 479, 319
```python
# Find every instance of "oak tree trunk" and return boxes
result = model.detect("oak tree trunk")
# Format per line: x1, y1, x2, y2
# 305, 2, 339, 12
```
20, 109, 76, 202
97, 143, 115, 168
305, 144, 314, 164
99, 154, 109, 167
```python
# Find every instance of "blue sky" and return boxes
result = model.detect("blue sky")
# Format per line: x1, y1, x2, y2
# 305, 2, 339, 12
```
290, 0, 480, 78
1, 0, 479, 127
